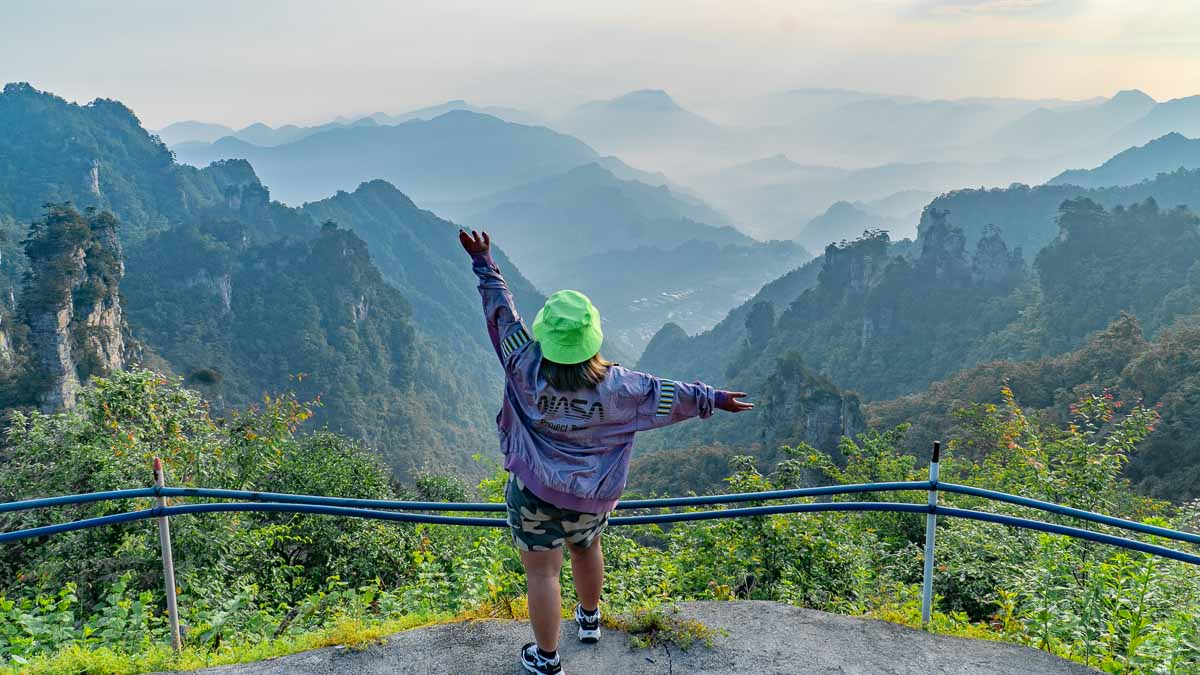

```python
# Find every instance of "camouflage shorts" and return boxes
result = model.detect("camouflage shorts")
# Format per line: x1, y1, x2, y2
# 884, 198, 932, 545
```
505, 476, 610, 552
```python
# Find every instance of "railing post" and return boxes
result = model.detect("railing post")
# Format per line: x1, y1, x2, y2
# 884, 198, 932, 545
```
153, 457, 182, 653
921, 441, 941, 630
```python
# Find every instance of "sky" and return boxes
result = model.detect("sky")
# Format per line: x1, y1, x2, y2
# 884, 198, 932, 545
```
2, 0, 1199, 130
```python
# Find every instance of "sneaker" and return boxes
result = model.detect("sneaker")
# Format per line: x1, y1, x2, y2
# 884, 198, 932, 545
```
574, 604, 601, 644
520, 642, 562, 674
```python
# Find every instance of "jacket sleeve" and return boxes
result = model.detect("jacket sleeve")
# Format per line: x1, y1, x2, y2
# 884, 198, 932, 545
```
472, 251, 533, 368
632, 371, 717, 431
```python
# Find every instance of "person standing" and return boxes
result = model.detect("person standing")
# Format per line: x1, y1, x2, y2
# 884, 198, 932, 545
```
461, 229, 753, 674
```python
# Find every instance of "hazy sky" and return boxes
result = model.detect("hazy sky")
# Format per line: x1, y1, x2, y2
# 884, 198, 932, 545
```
3, 0, 1199, 129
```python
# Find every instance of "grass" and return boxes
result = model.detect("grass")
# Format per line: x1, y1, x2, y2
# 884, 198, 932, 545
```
603, 605, 721, 650
2, 612, 453, 675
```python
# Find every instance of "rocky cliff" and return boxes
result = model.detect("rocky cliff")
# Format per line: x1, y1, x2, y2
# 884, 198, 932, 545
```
759, 352, 865, 459
19, 204, 130, 411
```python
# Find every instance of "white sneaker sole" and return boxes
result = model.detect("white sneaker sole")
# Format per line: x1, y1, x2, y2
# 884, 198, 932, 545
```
521, 659, 564, 674
578, 626, 601, 644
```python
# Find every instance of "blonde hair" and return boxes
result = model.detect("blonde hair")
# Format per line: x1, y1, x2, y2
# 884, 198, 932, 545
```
540, 353, 612, 391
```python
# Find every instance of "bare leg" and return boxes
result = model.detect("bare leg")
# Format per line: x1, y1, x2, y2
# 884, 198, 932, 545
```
567, 536, 604, 612
520, 548, 564, 652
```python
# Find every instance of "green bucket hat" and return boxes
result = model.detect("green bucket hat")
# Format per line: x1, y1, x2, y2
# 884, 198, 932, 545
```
532, 289, 604, 365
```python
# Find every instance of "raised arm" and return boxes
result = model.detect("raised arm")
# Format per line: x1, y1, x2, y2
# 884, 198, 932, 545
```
460, 229, 532, 367
627, 368, 754, 432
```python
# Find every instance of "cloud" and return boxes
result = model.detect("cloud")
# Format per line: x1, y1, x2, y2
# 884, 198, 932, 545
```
910, 0, 1081, 18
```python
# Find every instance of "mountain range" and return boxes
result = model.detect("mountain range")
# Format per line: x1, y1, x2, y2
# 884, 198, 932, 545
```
0, 82, 548, 478
437, 161, 805, 354
1049, 132, 1200, 188
172, 110, 600, 205
156, 100, 542, 147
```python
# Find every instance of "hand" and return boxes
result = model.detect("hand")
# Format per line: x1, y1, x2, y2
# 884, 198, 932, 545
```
716, 391, 754, 413
459, 229, 490, 256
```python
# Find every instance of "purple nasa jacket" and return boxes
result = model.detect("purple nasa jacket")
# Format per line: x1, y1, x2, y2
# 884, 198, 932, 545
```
472, 251, 719, 513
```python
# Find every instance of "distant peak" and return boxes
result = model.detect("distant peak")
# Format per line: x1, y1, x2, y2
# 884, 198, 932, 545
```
1148, 131, 1189, 144
429, 109, 495, 122
610, 89, 682, 112
2, 81, 40, 96
356, 178, 399, 193
758, 153, 796, 167
352, 179, 417, 205
564, 162, 617, 180
1111, 89, 1155, 105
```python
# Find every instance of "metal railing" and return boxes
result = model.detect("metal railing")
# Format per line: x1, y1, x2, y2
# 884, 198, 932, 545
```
2, 442, 1198, 652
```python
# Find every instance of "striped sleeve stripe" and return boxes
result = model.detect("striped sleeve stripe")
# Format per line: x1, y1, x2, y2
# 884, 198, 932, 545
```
655, 381, 676, 416
501, 327, 532, 358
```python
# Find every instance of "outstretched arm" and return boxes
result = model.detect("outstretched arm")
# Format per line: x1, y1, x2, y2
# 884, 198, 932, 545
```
632, 371, 754, 432
460, 229, 532, 367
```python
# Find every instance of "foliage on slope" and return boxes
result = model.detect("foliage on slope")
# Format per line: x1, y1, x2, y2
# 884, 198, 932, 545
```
869, 312, 1200, 502
921, 166, 1200, 259
300, 179, 545, 391
122, 218, 492, 477
1034, 198, 1200, 353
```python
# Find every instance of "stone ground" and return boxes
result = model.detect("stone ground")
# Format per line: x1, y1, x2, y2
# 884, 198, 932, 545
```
169, 601, 1098, 675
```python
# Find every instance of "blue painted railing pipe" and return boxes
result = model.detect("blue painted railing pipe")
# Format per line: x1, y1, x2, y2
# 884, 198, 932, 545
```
0, 482, 932, 515
0, 488, 158, 514
5, 482, 1197, 546
937, 483, 1200, 546
157, 481, 933, 512
3, 500, 1197, 565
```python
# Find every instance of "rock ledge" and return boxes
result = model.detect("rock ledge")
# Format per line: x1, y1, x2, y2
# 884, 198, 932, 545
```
173, 600, 1096, 675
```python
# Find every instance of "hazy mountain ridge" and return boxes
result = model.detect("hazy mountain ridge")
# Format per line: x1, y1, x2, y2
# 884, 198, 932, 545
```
546, 238, 809, 356
173, 110, 601, 205
694, 155, 1047, 240
990, 89, 1157, 156
797, 201, 902, 251
1049, 132, 1200, 188
1111, 95, 1200, 148
559, 89, 732, 164
436, 161, 773, 355
158, 99, 543, 147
